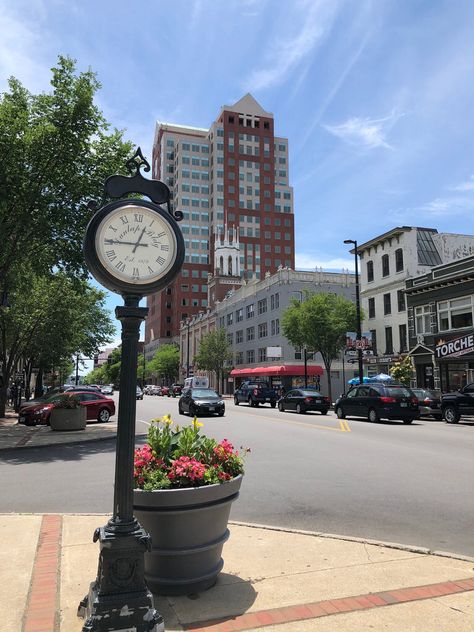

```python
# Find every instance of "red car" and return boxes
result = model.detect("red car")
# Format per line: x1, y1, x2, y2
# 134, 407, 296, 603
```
18, 391, 116, 426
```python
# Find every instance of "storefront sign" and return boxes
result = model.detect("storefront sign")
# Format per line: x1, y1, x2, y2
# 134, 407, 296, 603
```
435, 333, 474, 359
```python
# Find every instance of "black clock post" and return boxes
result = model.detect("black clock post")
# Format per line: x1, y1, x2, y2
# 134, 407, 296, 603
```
78, 149, 184, 632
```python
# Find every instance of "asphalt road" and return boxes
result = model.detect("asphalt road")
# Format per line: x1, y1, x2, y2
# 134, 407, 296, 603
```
1, 394, 473, 557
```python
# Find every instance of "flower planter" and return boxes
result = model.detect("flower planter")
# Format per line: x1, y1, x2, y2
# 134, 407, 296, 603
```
133, 474, 242, 595
50, 407, 86, 431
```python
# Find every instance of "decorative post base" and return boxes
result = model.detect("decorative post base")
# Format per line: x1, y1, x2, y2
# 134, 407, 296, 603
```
78, 525, 164, 632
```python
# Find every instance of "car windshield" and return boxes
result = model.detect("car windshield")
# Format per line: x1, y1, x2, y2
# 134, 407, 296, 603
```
300, 390, 322, 396
192, 389, 219, 398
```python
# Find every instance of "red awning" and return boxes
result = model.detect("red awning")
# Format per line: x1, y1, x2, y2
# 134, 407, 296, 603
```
230, 365, 323, 377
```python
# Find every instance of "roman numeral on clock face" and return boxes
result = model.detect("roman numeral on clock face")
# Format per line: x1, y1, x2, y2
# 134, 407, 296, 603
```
156, 256, 165, 265
161, 244, 169, 251
106, 250, 116, 261
115, 261, 126, 272
120, 216, 129, 225
156, 231, 166, 238
134, 214, 143, 223
132, 267, 140, 277
147, 266, 154, 274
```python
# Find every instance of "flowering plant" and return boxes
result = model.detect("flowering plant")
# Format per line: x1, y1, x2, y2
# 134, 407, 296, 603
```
134, 415, 248, 491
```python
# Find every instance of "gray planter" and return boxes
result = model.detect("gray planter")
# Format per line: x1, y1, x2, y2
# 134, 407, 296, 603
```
133, 475, 242, 595
50, 407, 86, 431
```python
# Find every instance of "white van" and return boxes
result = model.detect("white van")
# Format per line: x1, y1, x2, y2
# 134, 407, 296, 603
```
184, 376, 209, 389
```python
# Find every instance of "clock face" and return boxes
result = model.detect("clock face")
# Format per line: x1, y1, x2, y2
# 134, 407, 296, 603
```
95, 204, 177, 285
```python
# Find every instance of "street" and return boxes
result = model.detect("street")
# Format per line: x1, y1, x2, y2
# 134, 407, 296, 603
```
1, 393, 473, 557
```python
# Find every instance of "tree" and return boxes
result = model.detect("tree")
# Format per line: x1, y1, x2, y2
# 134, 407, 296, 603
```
147, 344, 179, 384
282, 292, 358, 404
0, 270, 115, 414
194, 328, 232, 392
389, 356, 413, 386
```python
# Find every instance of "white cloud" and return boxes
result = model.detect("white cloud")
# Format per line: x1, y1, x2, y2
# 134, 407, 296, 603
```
450, 174, 474, 191
296, 253, 355, 272
323, 112, 401, 150
245, 0, 342, 91
390, 195, 474, 221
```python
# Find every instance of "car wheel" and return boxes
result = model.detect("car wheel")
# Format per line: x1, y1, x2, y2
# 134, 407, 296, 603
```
234, 396, 239, 405
25, 419, 37, 427
270, 401, 276, 408
403, 419, 414, 424
189, 405, 197, 417
444, 405, 460, 423
368, 408, 379, 423
278, 401, 284, 412
336, 406, 345, 419
218, 411, 225, 417
432, 414, 443, 421
320, 409, 328, 415
296, 403, 305, 414
98, 408, 110, 423
248, 397, 254, 407
178, 405, 184, 415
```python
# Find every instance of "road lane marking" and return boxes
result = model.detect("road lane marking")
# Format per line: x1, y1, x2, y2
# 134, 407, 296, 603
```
339, 420, 351, 432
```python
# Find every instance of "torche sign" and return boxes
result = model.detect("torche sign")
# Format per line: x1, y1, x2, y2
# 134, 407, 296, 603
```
78, 149, 184, 632
435, 333, 474, 359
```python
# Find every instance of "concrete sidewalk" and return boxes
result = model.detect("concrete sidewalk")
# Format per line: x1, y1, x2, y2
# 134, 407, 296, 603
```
1, 514, 473, 632
1, 410, 473, 631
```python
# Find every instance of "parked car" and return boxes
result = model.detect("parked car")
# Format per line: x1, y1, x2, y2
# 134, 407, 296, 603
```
411, 388, 442, 420
278, 389, 331, 415
441, 382, 474, 423
334, 383, 419, 424
19, 385, 104, 413
234, 381, 278, 407
178, 388, 225, 417
160, 386, 170, 397
18, 391, 115, 426
170, 384, 183, 397
136, 386, 143, 400
101, 385, 114, 395
149, 385, 162, 396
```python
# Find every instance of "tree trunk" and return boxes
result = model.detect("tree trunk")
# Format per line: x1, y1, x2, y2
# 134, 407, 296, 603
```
0, 383, 7, 417
34, 367, 44, 398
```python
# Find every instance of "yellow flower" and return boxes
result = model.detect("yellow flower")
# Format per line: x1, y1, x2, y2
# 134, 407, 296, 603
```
150, 417, 161, 425
192, 416, 203, 429
162, 414, 173, 425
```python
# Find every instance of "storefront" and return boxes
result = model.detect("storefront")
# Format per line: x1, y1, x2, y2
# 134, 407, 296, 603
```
230, 364, 324, 391
434, 331, 474, 391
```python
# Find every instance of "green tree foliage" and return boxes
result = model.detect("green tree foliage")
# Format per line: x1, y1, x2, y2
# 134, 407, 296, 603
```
147, 344, 180, 384
194, 328, 232, 392
281, 291, 358, 403
84, 346, 121, 387
389, 356, 414, 386
0, 269, 115, 413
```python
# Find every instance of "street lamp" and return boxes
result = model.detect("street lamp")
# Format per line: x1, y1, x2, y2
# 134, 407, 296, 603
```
186, 319, 191, 378
344, 239, 364, 387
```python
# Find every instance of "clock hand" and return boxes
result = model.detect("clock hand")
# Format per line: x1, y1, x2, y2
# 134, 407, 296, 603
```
104, 239, 149, 247
132, 226, 147, 254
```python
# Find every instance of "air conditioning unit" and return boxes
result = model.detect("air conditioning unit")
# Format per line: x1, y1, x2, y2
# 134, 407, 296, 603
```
416, 334, 424, 344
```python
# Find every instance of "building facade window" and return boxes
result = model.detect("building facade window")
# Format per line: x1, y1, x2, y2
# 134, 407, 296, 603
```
236, 330, 243, 344
258, 322, 268, 338
257, 298, 267, 315
367, 260, 374, 282
235, 351, 243, 365
397, 290, 406, 312
382, 254, 390, 277
438, 296, 473, 331
370, 329, 377, 355
395, 248, 404, 272
236, 308, 243, 322
246, 349, 255, 363
385, 327, 393, 354
246, 326, 255, 341
368, 297, 375, 318
246, 304, 254, 319
383, 293, 391, 315
258, 347, 267, 362
399, 324, 407, 352
415, 305, 432, 334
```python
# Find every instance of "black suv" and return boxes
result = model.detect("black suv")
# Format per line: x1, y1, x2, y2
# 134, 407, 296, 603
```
335, 383, 419, 424
441, 382, 474, 423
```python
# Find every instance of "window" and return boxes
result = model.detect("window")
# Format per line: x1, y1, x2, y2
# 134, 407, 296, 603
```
397, 290, 405, 312
370, 329, 377, 355
227, 333, 233, 345
385, 327, 393, 354
383, 293, 391, 315
246, 304, 254, 319
270, 293, 280, 309
438, 296, 474, 331
235, 351, 243, 365
367, 260, 374, 282
395, 248, 404, 272
246, 349, 255, 363
258, 347, 267, 362
368, 297, 375, 319
257, 298, 267, 314
399, 324, 407, 352
271, 319, 280, 335
382, 254, 390, 277
294, 348, 302, 360
246, 326, 255, 341
415, 305, 432, 334
226, 312, 233, 326
258, 323, 267, 338
236, 308, 243, 322
236, 330, 243, 344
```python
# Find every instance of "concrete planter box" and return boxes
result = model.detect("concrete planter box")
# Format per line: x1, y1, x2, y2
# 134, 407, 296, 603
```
133, 475, 242, 595
50, 407, 86, 431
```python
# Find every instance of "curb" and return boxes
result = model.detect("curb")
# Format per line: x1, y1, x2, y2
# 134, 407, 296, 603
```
229, 520, 474, 563
0, 431, 119, 452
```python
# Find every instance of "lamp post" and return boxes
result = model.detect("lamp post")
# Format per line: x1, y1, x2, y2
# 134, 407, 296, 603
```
186, 319, 191, 378
303, 346, 308, 388
344, 239, 364, 387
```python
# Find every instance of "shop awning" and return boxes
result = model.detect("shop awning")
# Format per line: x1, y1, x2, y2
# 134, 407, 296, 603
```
230, 365, 324, 377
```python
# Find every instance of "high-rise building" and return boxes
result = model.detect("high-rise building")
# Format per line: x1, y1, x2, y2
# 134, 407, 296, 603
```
145, 94, 295, 356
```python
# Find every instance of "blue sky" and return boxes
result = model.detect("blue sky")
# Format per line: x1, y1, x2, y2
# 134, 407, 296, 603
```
2, 0, 474, 367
